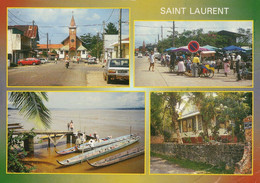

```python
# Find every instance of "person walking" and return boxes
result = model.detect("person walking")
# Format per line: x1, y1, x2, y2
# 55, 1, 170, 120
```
216, 58, 222, 73
192, 53, 200, 77
236, 53, 242, 81
148, 51, 155, 72
223, 55, 230, 77
177, 56, 185, 75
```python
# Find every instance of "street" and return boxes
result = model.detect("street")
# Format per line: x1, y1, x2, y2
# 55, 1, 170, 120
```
135, 56, 252, 87
8, 61, 128, 87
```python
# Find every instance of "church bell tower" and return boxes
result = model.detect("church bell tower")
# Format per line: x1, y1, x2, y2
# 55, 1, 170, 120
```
69, 14, 77, 57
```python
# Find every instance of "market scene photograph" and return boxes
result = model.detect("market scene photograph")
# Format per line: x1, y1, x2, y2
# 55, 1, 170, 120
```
8, 8, 129, 87
135, 21, 253, 87
8, 92, 144, 173
150, 92, 252, 174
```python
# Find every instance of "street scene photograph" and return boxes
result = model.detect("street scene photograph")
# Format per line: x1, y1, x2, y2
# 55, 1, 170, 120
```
7, 92, 145, 173
8, 8, 129, 87
150, 91, 252, 174
135, 21, 253, 87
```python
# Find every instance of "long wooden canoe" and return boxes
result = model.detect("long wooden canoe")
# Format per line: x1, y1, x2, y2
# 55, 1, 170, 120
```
56, 136, 140, 166
76, 134, 131, 152
55, 136, 112, 155
86, 146, 144, 167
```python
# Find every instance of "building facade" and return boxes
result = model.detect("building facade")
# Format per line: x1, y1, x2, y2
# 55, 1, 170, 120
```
59, 15, 88, 60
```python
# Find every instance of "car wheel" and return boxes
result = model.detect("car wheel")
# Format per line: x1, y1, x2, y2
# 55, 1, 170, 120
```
33, 62, 36, 65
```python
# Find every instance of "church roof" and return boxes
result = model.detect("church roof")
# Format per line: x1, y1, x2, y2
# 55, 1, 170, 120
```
70, 15, 76, 27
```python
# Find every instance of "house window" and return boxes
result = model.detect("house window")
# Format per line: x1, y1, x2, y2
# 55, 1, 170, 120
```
183, 120, 187, 132
82, 50, 85, 54
187, 119, 192, 132
60, 51, 63, 54
192, 117, 196, 132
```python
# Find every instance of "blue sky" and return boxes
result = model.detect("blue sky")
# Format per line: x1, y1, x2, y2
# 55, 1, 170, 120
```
8, 8, 129, 44
135, 21, 253, 47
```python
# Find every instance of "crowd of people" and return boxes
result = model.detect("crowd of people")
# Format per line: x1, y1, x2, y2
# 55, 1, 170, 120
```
147, 51, 252, 81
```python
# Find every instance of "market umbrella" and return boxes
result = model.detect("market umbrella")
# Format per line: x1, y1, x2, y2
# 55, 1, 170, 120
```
164, 47, 177, 52
223, 45, 245, 51
202, 45, 220, 51
171, 46, 209, 52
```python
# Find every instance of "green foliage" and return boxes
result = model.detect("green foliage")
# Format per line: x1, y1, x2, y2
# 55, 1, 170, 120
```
9, 92, 51, 129
80, 33, 103, 59
150, 93, 164, 136
8, 130, 36, 172
10, 63, 18, 67
151, 152, 234, 174
105, 22, 118, 34
163, 130, 171, 142
154, 28, 252, 53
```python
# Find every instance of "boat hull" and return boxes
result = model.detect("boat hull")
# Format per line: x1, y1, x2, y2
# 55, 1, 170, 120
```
57, 136, 140, 166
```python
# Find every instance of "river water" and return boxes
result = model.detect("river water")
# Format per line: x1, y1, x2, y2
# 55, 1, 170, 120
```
8, 109, 145, 173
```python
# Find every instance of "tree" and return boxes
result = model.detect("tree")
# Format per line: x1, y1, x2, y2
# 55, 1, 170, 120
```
104, 22, 118, 34
9, 92, 51, 129
80, 33, 103, 59
8, 92, 51, 172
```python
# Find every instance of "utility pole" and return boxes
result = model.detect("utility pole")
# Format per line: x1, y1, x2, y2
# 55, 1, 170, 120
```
118, 9, 122, 58
47, 33, 49, 58
172, 21, 175, 47
102, 21, 105, 63
161, 25, 163, 40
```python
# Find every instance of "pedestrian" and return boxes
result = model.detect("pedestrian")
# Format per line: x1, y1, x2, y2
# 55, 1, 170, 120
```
69, 120, 74, 131
216, 58, 222, 73
177, 56, 185, 75
192, 53, 200, 77
236, 53, 242, 81
148, 51, 155, 72
186, 57, 192, 73
223, 55, 230, 77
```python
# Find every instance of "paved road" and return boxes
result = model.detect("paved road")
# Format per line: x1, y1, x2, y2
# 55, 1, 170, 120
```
135, 56, 252, 87
150, 156, 196, 174
8, 61, 128, 87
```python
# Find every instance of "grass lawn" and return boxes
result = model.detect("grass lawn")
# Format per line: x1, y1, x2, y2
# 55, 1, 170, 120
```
151, 151, 234, 174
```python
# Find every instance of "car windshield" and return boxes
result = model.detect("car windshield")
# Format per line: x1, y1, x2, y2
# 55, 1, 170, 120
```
109, 59, 129, 67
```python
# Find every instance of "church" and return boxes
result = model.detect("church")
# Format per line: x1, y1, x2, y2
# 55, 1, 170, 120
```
59, 15, 88, 60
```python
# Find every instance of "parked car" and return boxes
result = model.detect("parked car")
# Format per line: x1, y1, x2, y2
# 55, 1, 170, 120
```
18, 58, 41, 66
103, 58, 129, 84
39, 58, 47, 64
88, 57, 97, 64
138, 53, 143, 58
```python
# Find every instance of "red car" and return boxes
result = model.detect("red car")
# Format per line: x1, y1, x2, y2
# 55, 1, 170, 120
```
18, 58, 41, 66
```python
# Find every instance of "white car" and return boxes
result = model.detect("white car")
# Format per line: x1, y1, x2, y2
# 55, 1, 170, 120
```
103, 58, 129, 84
39, 58, 47, 64
88, 57, 97, 64
138, 53, 143, 58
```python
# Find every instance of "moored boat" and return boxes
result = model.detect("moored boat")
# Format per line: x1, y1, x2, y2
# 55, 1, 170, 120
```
86, 146, 144, 167
55, 136, 112, 155
76, 134, 131, 152
57, 136, 140, 166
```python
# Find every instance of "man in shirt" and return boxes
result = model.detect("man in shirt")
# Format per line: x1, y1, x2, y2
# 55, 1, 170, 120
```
236, 53, 242, 81
149, 51, 155, 72
192, 53, 200, 77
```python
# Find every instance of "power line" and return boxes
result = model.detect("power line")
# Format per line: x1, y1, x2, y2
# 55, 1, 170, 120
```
106, 9, 114, 22
8, 15, 20, 25
8, 10, 31, 24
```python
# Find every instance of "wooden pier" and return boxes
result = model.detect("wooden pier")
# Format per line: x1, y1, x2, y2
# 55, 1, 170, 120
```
11, 130, 76, 152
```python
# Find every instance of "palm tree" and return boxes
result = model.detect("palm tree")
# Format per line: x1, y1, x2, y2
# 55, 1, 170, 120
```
9, 92, 51, 129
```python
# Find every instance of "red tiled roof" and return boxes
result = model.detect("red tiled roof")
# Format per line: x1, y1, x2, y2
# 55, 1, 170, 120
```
37, 44, 63, 49
8, 25, 39, 40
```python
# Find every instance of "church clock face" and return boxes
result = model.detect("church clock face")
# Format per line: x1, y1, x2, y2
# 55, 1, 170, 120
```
71, 39, 75, 43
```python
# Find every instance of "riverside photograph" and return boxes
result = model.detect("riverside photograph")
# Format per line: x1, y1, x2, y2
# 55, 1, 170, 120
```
7, 92, 145, 174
